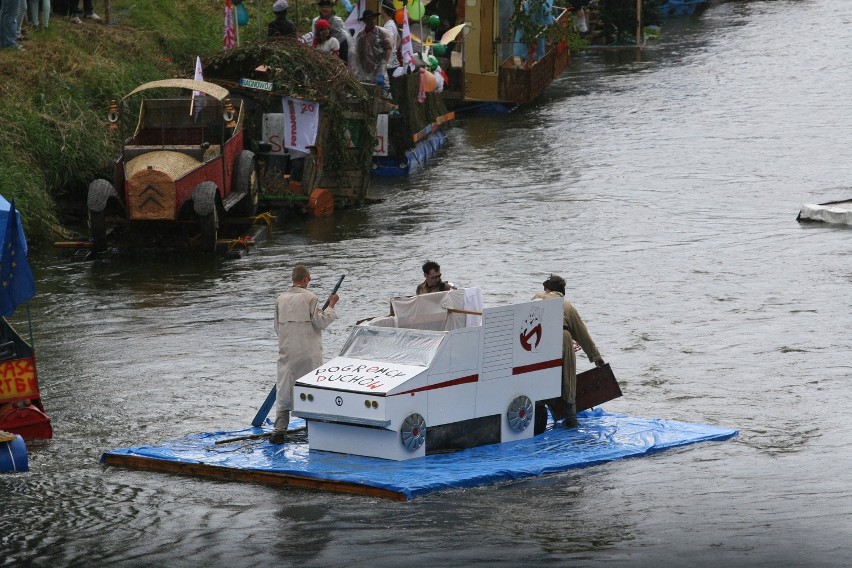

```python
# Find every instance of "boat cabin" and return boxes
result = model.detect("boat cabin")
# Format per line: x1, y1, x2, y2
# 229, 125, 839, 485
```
293, 289, 563, 460
413, 0, 571, 107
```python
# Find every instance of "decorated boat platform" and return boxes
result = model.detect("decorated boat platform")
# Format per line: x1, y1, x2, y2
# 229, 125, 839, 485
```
372, 67, 455, 177
101, 410, 736, 501
101, 289, 735, 499
203, 43, 377, 215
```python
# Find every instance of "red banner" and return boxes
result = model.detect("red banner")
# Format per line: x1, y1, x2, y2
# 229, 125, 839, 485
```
224, 0, 236, 49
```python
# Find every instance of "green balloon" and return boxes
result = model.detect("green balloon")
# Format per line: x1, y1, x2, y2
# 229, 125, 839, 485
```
408, 0, 424, 20
432, 43, 446, 57
428, 14, 440, 29
427, 55, 438, 71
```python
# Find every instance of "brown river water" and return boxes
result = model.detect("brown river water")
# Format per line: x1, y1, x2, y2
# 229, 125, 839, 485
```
2, 1, 851, 566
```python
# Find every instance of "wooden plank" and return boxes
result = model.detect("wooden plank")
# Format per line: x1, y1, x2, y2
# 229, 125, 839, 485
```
465, 73, 499, 101
480, 0, 495, 73
102, 453, 409, 501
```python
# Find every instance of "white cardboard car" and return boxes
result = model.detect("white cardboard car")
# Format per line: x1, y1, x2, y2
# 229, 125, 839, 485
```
293, 289, 563, 460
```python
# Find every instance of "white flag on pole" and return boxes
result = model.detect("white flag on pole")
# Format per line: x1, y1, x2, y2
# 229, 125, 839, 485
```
400, 7, 415, 72
344, 0, 366, 36
191, 56, 204, 119
192, 56, 204, 96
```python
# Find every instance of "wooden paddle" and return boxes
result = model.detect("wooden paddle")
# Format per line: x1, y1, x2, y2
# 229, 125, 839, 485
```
213, 426, 307, 445
251, 275, 345, 427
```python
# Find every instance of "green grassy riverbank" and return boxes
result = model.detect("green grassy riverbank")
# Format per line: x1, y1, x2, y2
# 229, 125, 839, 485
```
0, 0, 319, 246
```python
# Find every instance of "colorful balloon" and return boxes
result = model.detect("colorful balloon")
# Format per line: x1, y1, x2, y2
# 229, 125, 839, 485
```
393, 0, 404, 9
422, 70, 437, 92
236, 3, 249, 25
432, 43, 446, 57
427, 55, 438, 71
428, 14, 440, 29
408, 0, 424, 20
395, 8, 405, 25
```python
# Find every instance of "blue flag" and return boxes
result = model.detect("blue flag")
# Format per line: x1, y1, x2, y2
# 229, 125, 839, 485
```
0, 200, 35, 317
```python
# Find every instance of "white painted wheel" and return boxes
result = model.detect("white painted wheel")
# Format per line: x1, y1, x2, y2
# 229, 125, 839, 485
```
400, 413, 426, 451
507, 395, 533, 431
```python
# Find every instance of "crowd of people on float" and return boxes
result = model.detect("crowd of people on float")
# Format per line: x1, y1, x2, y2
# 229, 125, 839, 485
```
2, 0, 444, 92
267, 0, 448, 98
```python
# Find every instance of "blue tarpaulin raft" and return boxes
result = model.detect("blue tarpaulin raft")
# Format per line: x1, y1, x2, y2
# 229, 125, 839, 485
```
101, 409, 737, 501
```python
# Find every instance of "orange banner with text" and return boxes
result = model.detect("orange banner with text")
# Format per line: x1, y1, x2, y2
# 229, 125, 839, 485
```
0, 357, 39, 402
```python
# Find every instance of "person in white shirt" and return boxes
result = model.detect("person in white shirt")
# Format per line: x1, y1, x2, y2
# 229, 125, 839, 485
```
381, 1, 401, 73
312, 0, 350, 62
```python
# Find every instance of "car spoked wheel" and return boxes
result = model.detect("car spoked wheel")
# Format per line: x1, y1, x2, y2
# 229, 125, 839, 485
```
400, 413, 426, 451
507, 395, 533, 431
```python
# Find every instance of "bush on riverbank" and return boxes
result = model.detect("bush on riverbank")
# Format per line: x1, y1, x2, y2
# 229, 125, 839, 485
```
0, 0, 295, 245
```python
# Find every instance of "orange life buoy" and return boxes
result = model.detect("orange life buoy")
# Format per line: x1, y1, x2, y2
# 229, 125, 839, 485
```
307, 188, 334, 217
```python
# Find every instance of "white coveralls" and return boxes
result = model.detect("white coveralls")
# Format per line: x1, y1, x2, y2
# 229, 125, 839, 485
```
274, 286, 337, 432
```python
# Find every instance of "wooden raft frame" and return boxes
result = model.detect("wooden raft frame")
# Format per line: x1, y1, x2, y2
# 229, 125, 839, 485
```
100, 453, 409, 501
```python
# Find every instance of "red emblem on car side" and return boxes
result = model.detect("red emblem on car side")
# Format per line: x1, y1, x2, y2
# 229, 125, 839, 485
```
519, 306, 543, 352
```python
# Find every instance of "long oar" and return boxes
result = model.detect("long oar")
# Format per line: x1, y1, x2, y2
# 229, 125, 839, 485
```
251, 275, 346, 427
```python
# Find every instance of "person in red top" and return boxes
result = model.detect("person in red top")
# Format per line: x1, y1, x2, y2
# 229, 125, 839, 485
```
312, 19, 341, 57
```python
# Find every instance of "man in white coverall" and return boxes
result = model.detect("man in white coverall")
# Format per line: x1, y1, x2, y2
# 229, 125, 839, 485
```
271, 265, 339, 444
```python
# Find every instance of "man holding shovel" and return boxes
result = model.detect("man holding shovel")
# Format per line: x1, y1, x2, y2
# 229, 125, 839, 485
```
270, 265, 340, 444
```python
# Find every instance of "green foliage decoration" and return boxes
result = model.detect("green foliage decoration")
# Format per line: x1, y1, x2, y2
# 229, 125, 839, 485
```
510, 0, 582, 54
204, 41, 375, 188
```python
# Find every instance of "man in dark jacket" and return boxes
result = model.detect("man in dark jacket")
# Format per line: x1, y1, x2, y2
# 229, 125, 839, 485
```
416, 260, 454, 295
268, 0, 296, 38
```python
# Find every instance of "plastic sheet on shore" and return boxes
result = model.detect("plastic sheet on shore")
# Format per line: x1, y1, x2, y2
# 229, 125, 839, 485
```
101, 409, 738, 500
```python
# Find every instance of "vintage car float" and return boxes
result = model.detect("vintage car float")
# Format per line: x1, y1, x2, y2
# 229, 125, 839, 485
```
87, 79, 259, 252
100, 289, 737, 500
292, 289, 564, 460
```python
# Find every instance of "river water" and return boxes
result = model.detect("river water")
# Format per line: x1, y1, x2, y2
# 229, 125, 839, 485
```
3, 0, 851, 566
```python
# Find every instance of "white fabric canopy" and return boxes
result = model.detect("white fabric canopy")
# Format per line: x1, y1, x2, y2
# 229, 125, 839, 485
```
798, 202, 852, 225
